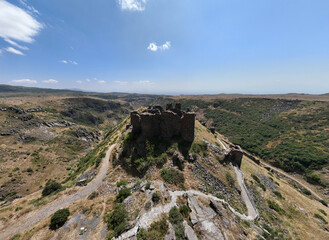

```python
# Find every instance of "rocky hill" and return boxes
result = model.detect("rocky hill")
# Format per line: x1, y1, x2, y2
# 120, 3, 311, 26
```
0, 101, 328, 240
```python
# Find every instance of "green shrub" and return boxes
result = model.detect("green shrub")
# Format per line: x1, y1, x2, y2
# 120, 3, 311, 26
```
144, 201, 151, 210
318, 209, 327, 216
306, 173, 322, 185
226, 172, 235, 187
105, 204, 128, 237
179, 205, 190, 217
169, 206, 185, 239
49, 208, 70, 230
116, 188, 131, 203
116, 180, 128, 187
314, 213, 328, 224
273, 191, 284, 200
42, 180, 62, 197
267, 200, 285, 215
145, 182, 151, 190
251, 174, 260, 183
300, 188, 312, 196
319, 199, 328, 207
137, 216, 168, 240
152, 192, 161, 204
160, 168, 184, 186
9, 234, 21, 240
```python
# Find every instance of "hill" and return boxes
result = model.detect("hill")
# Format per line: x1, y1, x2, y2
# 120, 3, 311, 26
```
0, 103, 328, 240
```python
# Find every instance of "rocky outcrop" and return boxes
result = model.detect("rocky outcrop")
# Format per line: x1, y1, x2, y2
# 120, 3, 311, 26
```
130, 103, 195, 142
74, 127, 100, 142
225, 145, 243, 168
76, 169, 97, 186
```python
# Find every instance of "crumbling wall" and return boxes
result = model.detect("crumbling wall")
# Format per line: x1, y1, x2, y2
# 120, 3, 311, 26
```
130, 103, 195, 142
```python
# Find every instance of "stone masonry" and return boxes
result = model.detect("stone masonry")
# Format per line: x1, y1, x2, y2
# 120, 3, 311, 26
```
130, 103, 195, 142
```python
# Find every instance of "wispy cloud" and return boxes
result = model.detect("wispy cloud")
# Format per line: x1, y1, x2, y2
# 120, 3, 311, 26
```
76, 80, 83, 84
118, 0, 147, 11
6, 47, 24, 55
60, 60, 78, 65
11, 78, 37, 84
18, 0, 40, 16
42, 79, 58, 84
147, 41, 171, 52
4, 38, 28, 50
133, 80, 154, 85
0, 0, 42, 44
98, 80, 106, 84
113, 80, 128, 85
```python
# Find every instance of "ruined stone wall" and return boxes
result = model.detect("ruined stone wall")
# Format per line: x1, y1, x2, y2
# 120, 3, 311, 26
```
130, 104, 195, 142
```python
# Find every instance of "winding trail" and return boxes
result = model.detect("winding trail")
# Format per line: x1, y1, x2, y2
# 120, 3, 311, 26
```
115, 139, 259, 240
0, 144, 116, 240
217, 138, 259, 219
220, 137, 323, 200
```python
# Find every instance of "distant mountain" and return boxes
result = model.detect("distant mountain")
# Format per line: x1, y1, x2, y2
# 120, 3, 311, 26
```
0, 84, 83, 94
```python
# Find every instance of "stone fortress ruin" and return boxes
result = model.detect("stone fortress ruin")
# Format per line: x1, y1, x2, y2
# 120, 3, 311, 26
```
130, 103, 195, 142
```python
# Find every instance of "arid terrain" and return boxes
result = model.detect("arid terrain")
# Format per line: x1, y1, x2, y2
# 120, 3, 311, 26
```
0, 85, 329, 240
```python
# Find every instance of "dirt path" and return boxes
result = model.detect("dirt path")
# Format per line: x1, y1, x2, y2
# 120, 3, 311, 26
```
0, 144, 116, 240
260, 161, 323, 200
218, 137, 323, 200
217, 138, 259, 219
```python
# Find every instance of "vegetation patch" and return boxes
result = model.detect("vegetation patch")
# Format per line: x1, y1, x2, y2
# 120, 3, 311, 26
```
169, 206, 185, 239
314, 213, 328, 224
42, 180, 62, 197
105, 204, 128, 238
160, 168, 185, 186
137, 215, 169, 240
267, 200, 285, 215
49, 208, 70, 230
116, 188, 131, 203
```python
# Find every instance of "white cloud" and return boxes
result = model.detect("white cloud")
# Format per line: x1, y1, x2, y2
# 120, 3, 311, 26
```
118, 0, 147, 11
18, 0, 40, 16
0, 0, 42, 43
86, 78, 91, 82
6, 47, 24, 55
98, 80, 106, 84
76, 80, 83, 84
113, 80, 128, 85
147, 41, 171, 52
11, 78, 37, 84
133, 80, 154, 85
4, 38, 28, 50
42, 79, 58, 84
60, 60, 78, 65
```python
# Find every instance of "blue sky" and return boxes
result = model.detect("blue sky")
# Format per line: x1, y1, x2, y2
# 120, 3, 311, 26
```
0, 0, 329, 94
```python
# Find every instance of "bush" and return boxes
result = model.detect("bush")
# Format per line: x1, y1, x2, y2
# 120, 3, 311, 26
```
105, 204, 128, 237
152, 192, 161, 204
319, 199, 328, 207
145, 182, 151, 190
42, 180, 62, 197
49, 208, 70, 230
300, 188, 312, 196
273, 191, 284, 200
116, 188, 131, 203
318, 209, 327, 216
179, 205, 190, 217
116, 180, 128, 187
306, 172, 322, 185
137, 216, 169, 240
226, 172, 235, 187
144, 201, 151, 210
160, 168, 184, 186
267, 200, 285, 215
169, 206, 185, 239
251, 174, 260, 183
314, 213, 328, 224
